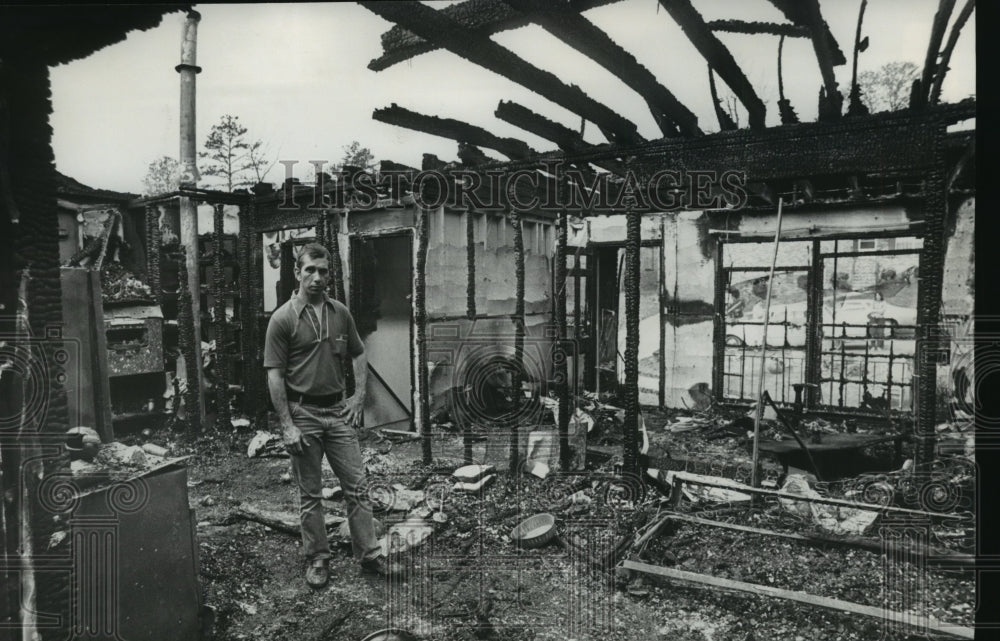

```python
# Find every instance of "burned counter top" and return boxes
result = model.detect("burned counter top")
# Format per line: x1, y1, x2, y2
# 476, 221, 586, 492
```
103, 303, 165, 377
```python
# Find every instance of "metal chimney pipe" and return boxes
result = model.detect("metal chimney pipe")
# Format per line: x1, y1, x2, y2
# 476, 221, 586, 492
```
176, 10, 201, 184
176, 9, 206, 428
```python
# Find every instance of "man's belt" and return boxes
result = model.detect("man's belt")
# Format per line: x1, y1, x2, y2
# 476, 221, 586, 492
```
287, 389, 343, 407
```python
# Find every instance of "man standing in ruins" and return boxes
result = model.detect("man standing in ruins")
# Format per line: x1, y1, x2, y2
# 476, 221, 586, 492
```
264, 242, 400, 588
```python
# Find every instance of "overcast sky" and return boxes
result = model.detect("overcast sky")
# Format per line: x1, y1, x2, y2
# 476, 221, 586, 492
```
49, 0, 976, 194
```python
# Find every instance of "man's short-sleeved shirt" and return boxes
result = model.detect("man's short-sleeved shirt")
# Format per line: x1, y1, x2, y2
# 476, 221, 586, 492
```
264, 292, 364, 395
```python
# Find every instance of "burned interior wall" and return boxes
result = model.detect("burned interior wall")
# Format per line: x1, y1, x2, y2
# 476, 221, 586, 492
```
423, 207, 555, 424
581, 203, 969, 412
938, 196, 975, 413
425, 207, 552, 316
661, 211, 716, 409
337, 204, 557, 431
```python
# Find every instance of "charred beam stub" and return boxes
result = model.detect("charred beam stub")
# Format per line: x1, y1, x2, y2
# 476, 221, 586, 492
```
502, 0, 700, 138
374, 104, 535, 160
846, 0, 870, 118
659, 0, 766, 130
770, 0, 842, 118
361, 1, 644, 146
369, 0, 621, 71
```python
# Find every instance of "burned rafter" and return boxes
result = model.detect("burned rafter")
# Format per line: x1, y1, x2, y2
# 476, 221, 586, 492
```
361, 1, 645, 146
707, 67, 738, 131
765, 0, 846, 65
929, 0, 975, 105
914, 0, 957, 109
373, 104, 536, 160
501, 0, 701, 138
370, 0, 622, 71
494, 100, 625, 175
457, 142, 503, 167
846, 0, 870, 117
658, 0, 766, 130
768, 0, 844, 118
776, 35, 799, 124
707, 20, 809, 38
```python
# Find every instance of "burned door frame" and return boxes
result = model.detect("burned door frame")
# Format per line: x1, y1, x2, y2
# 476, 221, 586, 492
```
585, 239, 661, 397
714, 230, 924, 416
349, 228, 416, 431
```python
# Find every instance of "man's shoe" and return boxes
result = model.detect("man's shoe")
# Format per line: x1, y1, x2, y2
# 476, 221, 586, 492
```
361, 554, 403, 578
306, 559, 329, 589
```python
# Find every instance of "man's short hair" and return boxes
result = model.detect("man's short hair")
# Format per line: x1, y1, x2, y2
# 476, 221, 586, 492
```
296, 242, 332, 270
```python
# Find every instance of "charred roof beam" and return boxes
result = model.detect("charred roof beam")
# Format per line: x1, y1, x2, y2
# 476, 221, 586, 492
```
707, 20, 810, 38
370, 0, 622, 71
495, 100, 626, 175
500, 0, 700, 138
373, 104, 537, 160
658, 0, 766, 130
361, 1, 645, 146
765, 0, 847, 65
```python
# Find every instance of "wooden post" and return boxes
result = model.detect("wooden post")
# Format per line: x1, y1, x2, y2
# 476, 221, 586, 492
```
415, 206, 432, 464
510, 208, 526, 474
212, 203, 230, 429
555, 210, 571, 469
623, 201, 641, 475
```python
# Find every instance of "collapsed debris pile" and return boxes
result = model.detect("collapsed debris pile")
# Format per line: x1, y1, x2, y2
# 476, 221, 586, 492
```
183, 401, 977, 639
